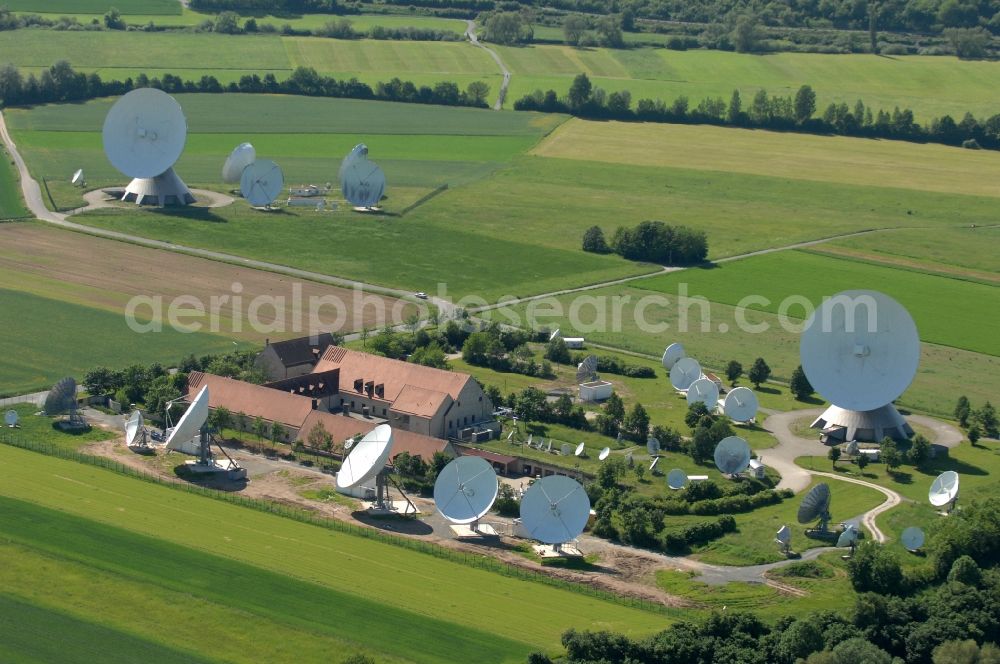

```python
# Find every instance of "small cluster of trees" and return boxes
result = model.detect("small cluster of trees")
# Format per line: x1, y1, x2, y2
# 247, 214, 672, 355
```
562, 14, 624, 47
955, 396, 998, 443
582, 221, 708, 265
593, 392, 653, 442
685, 401, 736, 464
517, 75, 1000, 151
462, 324, 553, 378
0, 61, 491, 110
479, 10, 534, 44
723, 357, 773, 388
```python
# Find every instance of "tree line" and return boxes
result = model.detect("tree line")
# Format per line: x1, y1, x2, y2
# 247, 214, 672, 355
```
516, 74, 1000, 151
583, 221, 708, 265
0, 61, 491, 109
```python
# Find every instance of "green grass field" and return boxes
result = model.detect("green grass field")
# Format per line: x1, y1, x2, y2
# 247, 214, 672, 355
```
0, 443, 669, 660
0, 152, 27, 221
5, 0, 180, 13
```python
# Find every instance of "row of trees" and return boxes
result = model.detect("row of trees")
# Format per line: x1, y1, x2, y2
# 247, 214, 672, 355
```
517, 75, 1000, 151
955, 396, 998, 441
0, 62, 491, 110
582, 221, 708, 265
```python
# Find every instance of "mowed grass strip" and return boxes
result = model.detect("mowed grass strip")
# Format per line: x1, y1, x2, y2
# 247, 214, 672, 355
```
0, 497, 530, 663
533, 119, 1000, 198
0, 153, 27, 220
634, 250, 1000, 356
285, 37, 497, 76
0, 445, 670, 648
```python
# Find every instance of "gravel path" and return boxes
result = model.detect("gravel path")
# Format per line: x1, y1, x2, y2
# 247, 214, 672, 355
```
465, 21, 511, 110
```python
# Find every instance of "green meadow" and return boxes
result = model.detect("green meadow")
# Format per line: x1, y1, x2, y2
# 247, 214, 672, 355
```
4, 0, 180, 13
0, 154, 27, 220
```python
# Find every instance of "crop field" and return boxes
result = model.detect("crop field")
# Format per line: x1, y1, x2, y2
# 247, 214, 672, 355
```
0, 152, 27, 220
0, 444, 669, 661
4, 0, 180, 13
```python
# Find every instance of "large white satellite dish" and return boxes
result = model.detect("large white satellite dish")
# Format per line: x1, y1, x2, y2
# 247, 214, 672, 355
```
837, 524, 859, 548
433, 456, 498, 525
598, 447, 610, 461
714, 436, 751, 475
661, 343, 685, 370
124, 410, 144, 446
336, 424, 394, 490
165, 386, 209, 451
901, 526, 925, 551
669, 357, 701, 391
928, 470, 959, 507
341, 158, 386, 209
667, 468, 687, 489
519, 475, 590, 545
338, 143, 369, 181
102, 88, 194, 205
686, 378, 719, 408
800, 290, 919, 413
723, 387, 758, 423
241, 159, 284, 208
4, 410, 18, 427
222, 142, 256, 184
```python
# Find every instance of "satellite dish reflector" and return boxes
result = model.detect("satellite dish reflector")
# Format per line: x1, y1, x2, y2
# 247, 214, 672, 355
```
928, 471, 959, 507
837, 525, 859, 548
165, 386, 209, 451
337, 424, 394, 489
549, 328, 561, 342
43, 377, 77, 416
124, 410, 144, 446
241, 159, 284, 207
71, 169, 84, 185
776, 525, 791, 545
598, 447, 610, 461
667, 468, 687, 489
560, 443, 572, 456
797, 483, 832, 525
338, 143, 369, 181
102, 88, 187, 179
519, 475, 590, 545
341, 158, 386, 208
901, 526, 925, 551
646, 437, 660, 455
433, 456, 498, 524
574, 442, 585, 457
344, 438, 355, 450
662, 343, 685, 370
845, 440, 859, 456
222, 142, 256, 183
686, 378, 719, 408
649, 456, 660, 471
714, 436, 751, 475
4, 410, 18, 427
576, 355, 598, 383
800, 290, 920, 412
724, 387, 759, 423
670, 357, 701, 391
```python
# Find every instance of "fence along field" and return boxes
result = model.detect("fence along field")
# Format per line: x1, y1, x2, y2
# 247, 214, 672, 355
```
0, 444, 669, 656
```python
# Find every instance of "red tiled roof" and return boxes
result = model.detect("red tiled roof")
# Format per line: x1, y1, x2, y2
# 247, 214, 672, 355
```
188, 372, 315, 428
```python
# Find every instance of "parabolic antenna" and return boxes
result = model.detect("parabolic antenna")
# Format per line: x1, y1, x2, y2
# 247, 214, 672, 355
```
646, 437, 660, 456
667, 468, 688, 490
837, 524, 859, 548
4, 410, 18, 427
341, 158, 386, 208
519, 475, 590, 545
670, 357, 701, 391
901, 526, 925, 551
433, 456, 498, 524
928, 470, 960, 507
338, 143, 369, 181
124, 410, 144, 446
649, 456, 660, 471
576, 355, 598, 383
776, 525, 791, 545
598, 447, 610, 461
345, 439, 355, 450
71, 169, 84, 185
103, 88, 187, 179
241, 159, 284, 207
845, 440, 859, 456
714, 436, 751, 475
662, 343, 686, 370
560, 443, 572, 456
574, 442, 585, 457
723, 387, 759, 423
549, 328, 561, 342
337, 424, 394, 489
43, 377, 77, 416
165, 386, 209, 451
686, 378, 719, 408
222, 142, 256, 183
800, 290, 920, 412
797, 483, 832, 525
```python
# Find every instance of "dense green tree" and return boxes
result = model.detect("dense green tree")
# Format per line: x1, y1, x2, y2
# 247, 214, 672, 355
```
568, 73, 592, 109
933, 639, 1000, 664
409, 342, 449, 369
727, 89, 743, 124
777, 620, 824, 663
82, 366, 124, 396
104, 7, 125, 30
605, 392, 625, 424
624, 402, 650, 441
596, 15, 623, 47
731, 12, 762, 52
465, 80, 490, 106
829, 446, 842, 468
685, 401, 711, 429
909, 434, 931, 467
856, 452, 869, 471
955, 395, 971, 427
974, 401, 998, 438
948, 555, 983, 586
213, 10, 242, 34
946, 27, 990, 58
482, 12, 532, 45
748, 357, 771, 388
563, 15, 588, 45
968, 424, 981, 445
848, 541, 903, 594
545, 337, 571, 364
725, 360, 743, 385
597, 457, 626, 489
790, 365, 814, 400
881, 437, 902, 472
582, 225, 610, 253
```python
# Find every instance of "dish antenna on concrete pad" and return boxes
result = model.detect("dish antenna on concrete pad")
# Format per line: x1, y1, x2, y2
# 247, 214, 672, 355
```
434, 456, 498, 536
222, 142, 256, 184
723, 387, 758, 424
519, 475, 590, 549
241, 159, 284, 208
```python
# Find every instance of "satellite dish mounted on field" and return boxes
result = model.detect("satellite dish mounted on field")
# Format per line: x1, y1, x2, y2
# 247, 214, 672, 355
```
801, 290, 919, 442
775, 524, 792, 554
723, 387, 758, 424
102, 88, 195, 206
574, 442, 585, 457
44, 377, 87, 430
222, 142, 256, 184
341, 156, 386, 211
662, 343, 686, 370
434, 456, 498, 536
338, 143, 369, 181
686, 377, 719, 409
646, 437, 660, 456
928, 470, 960, 512
669, 357, 701, 392
667, 468, 688, 490
337, 424, 415, 514
714, 436, 751, 476
241, 159, 284, 208
71, 169, 86, 187
797, 483, 833, 535
576, 355, 599, 384
124, 410, 149, 449
165, 387, 245, 479
837, 524, 859, 550
4, 410, 18, 428
519, 475, 590, 553
901, 526, 925, 551
598, 446, 610, 461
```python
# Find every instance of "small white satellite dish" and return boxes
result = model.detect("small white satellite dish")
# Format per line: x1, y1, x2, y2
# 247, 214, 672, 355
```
124, 410, 144, 446
669, 357, 701, 391
222, 142, 256, 183
776, 524, 791, 545
574, 442, 585, 457
545, 440, 552, 453
103, 88, 187, 179
341, 158, 386, 208
527, 434, 533, 447
661, 343, 685, 370
723, 387, 759, 423
336, 424, 394, 490
649, 456, 660, 472
506, 430, 514, 442
714, 436, 751, 475
560, 443, 572, 456
901, 526, 925, 551
800, 290, 920, 412
165, 386, 209, 451
646, 437, 660, 456
667, 468, 687, 489
598, 447, 610, 461
345, 439, 355, 450
433, 456, 498, 525
241, 159, 284, 207
4, 410, 18, 427
837, 524, 859, 548
686, 378, 719, 409
519, 475, 590, 545
846, 440, 860, 456
71, 169, 84, 186
928, 470, 959, 507
549, 328, 561, 342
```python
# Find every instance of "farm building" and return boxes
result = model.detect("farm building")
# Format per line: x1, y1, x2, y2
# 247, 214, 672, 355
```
254, 333, 337, 381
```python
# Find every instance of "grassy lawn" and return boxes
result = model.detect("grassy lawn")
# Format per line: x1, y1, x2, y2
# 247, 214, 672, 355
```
0, 444, 670, 656
0, 152, 27, 220
1, 404, 116, 453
